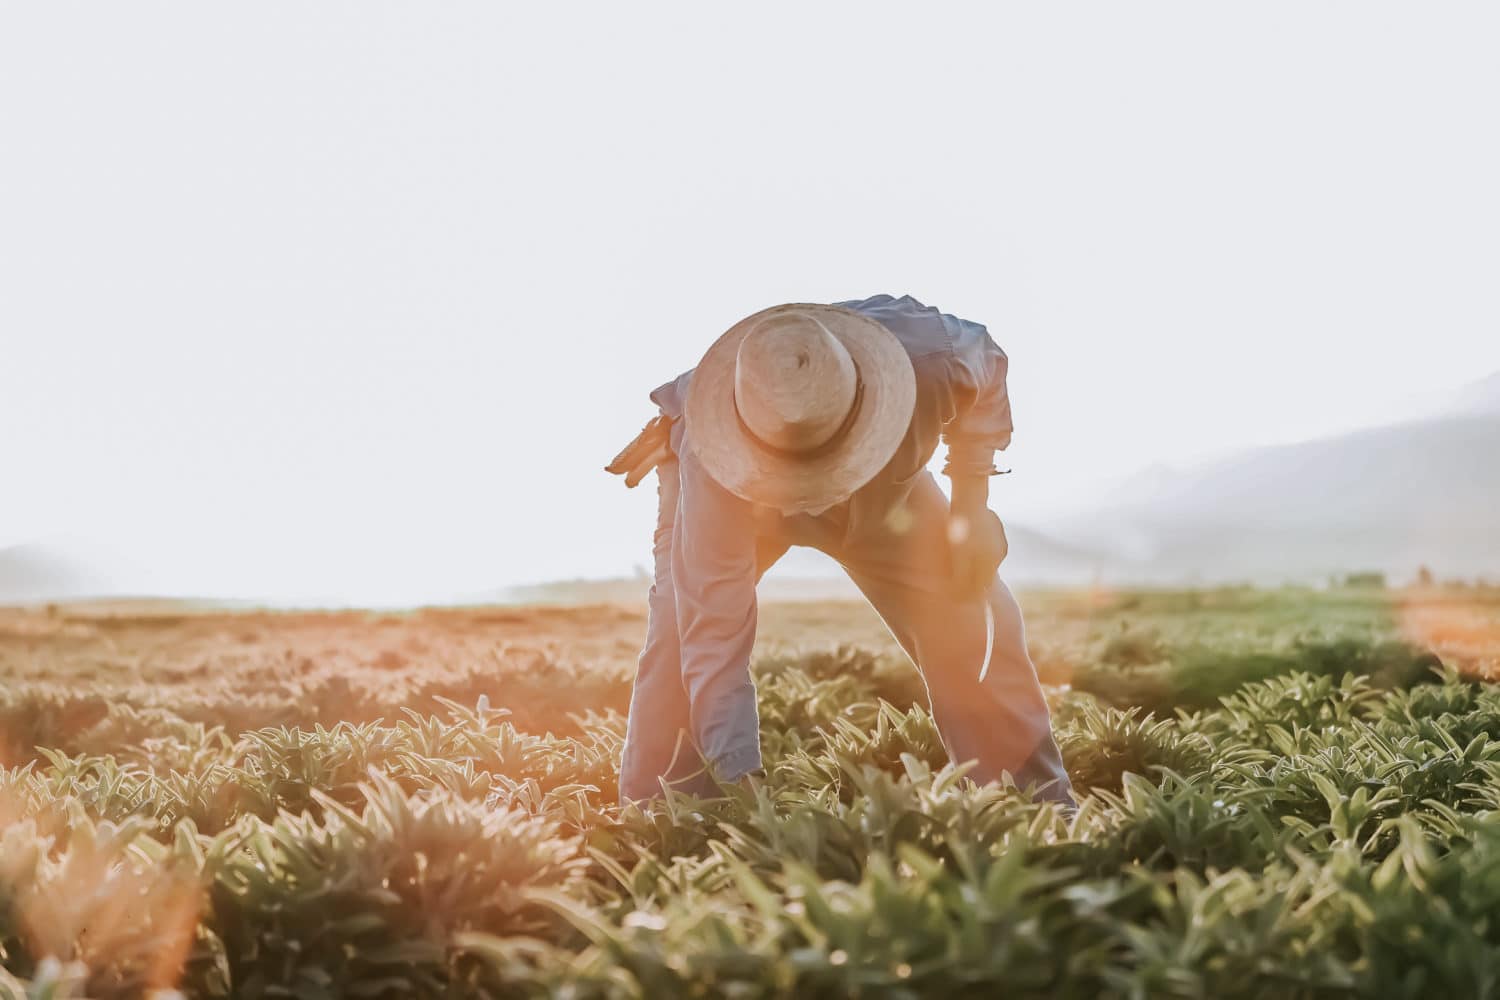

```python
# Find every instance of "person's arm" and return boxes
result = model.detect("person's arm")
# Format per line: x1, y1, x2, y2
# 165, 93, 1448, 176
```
670, 444, 764, 783
942, 329, 1013, 595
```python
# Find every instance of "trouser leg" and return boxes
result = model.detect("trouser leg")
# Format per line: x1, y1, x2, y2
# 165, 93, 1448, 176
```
619, 459, 706, 803
619, 456, 789, 803
833, 474, 1073, 804
672, 447, 791, 785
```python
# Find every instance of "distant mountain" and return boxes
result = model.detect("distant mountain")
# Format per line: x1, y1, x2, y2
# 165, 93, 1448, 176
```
762, 525, 1116, 588
0, 545, 110, 604
8, 372, 1496, 604
496, 523, 1119, 605
1358, 369, 1500, 427
1003, 524, 1122, 584
1044, 408, 1500, 583
1442, 370, 1500, 419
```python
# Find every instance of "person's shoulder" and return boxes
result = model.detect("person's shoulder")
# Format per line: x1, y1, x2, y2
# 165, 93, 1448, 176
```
836, 294, 957, 359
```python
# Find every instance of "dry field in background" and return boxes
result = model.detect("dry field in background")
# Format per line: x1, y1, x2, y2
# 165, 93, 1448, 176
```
2, 586, 1494, 746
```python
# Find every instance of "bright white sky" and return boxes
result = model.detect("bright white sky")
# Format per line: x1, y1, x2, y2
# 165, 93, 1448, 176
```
2, 3, 1498, 604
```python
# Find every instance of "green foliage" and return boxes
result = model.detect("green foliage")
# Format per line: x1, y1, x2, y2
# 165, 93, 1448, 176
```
200, 775, 587, 998
1075, 637, 1441, 715
1058, 702, 1214, 793
2, 599, 1498, 997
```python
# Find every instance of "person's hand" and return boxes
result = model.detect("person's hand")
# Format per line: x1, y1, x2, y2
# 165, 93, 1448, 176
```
947, 506, 1008, 597
605, 416, 673, 488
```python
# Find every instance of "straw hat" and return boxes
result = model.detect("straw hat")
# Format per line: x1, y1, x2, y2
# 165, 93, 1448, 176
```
685, 303, 916, 514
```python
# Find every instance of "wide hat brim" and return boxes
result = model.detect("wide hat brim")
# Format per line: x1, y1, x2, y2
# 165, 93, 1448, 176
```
685, 303, 916, 514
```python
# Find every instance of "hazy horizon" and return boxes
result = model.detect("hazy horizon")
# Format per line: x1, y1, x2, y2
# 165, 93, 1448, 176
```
4, 4, 1499, 604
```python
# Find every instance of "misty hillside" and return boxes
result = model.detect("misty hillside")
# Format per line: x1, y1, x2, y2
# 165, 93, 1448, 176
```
1444, 370, 1500, 418
498, 523, 1114, 604
764, 524, 1113, 589
0, 545, 107, 604
1049, 402, 1500, 583
5, 375, 1496, 604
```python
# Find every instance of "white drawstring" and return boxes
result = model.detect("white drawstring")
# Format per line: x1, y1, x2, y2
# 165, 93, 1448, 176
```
978, 600, 995, 683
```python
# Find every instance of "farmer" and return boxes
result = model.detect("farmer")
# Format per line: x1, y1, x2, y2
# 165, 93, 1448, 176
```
607, 295, 1073, 806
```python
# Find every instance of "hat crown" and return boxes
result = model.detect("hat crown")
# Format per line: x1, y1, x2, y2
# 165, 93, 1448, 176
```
733, 312, 858, 454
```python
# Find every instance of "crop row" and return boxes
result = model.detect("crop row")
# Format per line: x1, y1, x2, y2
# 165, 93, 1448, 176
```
0, 636, 1494, 997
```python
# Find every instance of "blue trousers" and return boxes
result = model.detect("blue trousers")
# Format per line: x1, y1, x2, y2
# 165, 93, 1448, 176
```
619, 455, 1072, 806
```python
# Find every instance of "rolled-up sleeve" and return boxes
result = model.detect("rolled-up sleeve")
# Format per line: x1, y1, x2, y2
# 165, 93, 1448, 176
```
942, 326, 1013, 478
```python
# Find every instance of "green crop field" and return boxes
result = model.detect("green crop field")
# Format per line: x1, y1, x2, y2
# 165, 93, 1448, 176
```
1, 585, 1499, 998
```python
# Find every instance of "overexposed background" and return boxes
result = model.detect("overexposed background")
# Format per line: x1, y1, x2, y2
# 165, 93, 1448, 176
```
3, 3, 1498, 603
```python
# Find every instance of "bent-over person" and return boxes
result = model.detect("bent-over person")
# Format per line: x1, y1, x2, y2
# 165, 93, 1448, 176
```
606, 294, 1073, 807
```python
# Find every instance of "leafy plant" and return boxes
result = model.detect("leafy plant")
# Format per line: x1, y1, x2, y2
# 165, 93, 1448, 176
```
0, 590, 1492, 998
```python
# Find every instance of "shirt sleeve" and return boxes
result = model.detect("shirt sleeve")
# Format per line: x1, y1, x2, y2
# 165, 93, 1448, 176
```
649, 369, 694, 420
941, 324, 1013, 478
